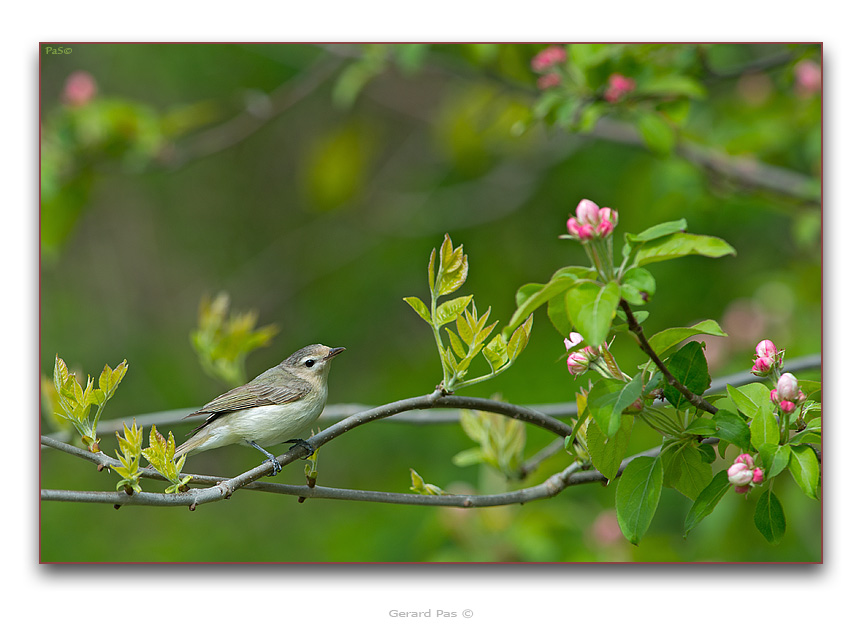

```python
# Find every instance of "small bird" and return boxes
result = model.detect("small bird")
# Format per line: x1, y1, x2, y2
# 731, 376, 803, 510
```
175, 344, 345, 475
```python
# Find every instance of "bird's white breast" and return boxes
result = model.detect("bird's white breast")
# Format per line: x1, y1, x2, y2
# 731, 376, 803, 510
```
207, 385, 328, 448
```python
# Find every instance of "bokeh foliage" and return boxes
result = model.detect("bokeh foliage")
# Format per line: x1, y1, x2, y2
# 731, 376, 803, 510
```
40, 43, 821, 562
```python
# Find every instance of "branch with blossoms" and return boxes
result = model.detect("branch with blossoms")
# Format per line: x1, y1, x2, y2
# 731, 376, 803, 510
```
42, 201, 819, 547
501, 197, 820, 545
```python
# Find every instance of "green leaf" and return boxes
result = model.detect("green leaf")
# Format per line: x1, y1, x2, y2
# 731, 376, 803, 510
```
638, 75, 706, 99
684, 417, 718, 436
505, 275, 578, 337
482, 335, 509, 372
547, 292, 571, 336
586, 413, 635, 482
714, 409, 751, 453
684, 471, 732, 538
663, 342, 710, 409
647, 320, 727, 357
789, 445, 820, 500
627, 219, 688, 244
437, 234, 469, 296
633, 232, 736, 268
636, 112, 676, 155
403, 296, 431, 324
615, 455, 664, 545
726, 382, 772, 419
451, 447, 486, 467
620, 267, 656, 305
409, 468, 447, 496
566, 281, 622, 347
445, 328, 467, 359
664, 444, 712, 500
789, 426, 821, 446
514, 283, 543, 308
754, 489, 786, 545
506, 314, 533, 361
587, 376, 642, 439
750, 404, 780, 451
435, 295, 473, 325
428, 248, 437, 294
758, 443, 790, 479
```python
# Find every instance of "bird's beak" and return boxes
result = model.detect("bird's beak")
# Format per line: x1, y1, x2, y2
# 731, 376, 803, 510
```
325, 347, 346, 361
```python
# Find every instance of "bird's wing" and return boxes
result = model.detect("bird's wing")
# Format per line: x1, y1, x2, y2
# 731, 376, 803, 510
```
182, 380, 311, 436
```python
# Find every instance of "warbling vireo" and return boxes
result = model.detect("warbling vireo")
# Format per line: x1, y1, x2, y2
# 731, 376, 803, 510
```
175, 344, 345, 475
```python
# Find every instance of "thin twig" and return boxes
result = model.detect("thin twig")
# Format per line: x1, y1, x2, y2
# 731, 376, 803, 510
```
620, 300, 719, 415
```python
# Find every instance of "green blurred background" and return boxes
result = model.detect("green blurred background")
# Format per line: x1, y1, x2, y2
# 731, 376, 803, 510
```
39, 43, 821, 562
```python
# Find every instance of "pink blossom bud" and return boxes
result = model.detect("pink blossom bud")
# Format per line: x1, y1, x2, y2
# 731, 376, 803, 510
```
598, 207, 618, 226
566, 216, 580, 238
564, 332, 584, 352
63, 71, 98, 107
582, 345, 600, 357
531, 46, 566, 72
794, 60, 821, 97
567, 351, 590, 376
755, 339, 778, 360
734, 485, 752, 494
537, 73, 561, 90
779, 400, 797, 413
734, 453, 755, 468
751, 467, 765, 484
597, 219, 614, 238
776, 373, 800, 403
604, 73, 636, 102
751, 356, 774, 377
575, 199, 601, 226
727, 462, 754, 486
770, 389, 779, 404
577, 223, 595, 241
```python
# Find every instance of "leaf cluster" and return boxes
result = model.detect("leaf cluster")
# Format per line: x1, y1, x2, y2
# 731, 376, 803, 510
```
113, 421, 144, 494
141, 426, 191, 494
52, 355, 128, 452
190, 291, 279, 388
453, 408, 527, 481
404, 234, 533, 392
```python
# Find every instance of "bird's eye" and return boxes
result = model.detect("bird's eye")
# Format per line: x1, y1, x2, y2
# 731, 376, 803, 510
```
304, 359, 315, 368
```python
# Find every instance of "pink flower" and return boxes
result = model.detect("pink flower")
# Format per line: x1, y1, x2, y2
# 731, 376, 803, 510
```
605, 73, 636, 103
575, 199, 601, 225
727, 462, 754, 487
567, 351, 590, 376
564, 332, 584, 352
770, 389, 779, 404
794, 60, 821, 98
63, 71, 97, 107
565, 199, 619, 241
776, 373, 800, 403
755, 339, 778, 360
751, 467, 765, 485
752, 339, 782, 375
779, 400, 797, 414
537, 73, 561, 90
752, 356, 774, 377
727, 453, 765, 494
531, 46, 567, 73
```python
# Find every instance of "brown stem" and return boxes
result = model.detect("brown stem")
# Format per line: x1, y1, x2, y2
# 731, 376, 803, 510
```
620, 300, 718, 415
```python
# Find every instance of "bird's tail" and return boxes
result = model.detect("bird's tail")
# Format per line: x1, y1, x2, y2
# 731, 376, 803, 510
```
174, 430, 210, 460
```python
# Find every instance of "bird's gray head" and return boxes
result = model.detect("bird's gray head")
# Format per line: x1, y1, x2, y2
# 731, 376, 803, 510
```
281, 344, 346, 376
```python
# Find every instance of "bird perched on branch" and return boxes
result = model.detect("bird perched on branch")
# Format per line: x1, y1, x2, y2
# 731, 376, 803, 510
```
175, 344, 345, 475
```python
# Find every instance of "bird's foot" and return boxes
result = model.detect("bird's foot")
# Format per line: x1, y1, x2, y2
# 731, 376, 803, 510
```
284, 438, 315, 459
247, 440, 282, 476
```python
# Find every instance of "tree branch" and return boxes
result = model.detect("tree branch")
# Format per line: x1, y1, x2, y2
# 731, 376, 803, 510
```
43, 354, 821, 443
620, 299, 719, 415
